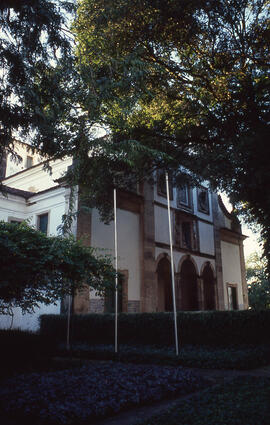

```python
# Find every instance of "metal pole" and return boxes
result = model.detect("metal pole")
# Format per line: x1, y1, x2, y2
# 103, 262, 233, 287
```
67, 294, 71, 351
165, 172, 179, 355
114, 188, 118, 353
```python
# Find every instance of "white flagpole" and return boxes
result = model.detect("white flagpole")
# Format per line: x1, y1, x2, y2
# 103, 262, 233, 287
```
165, 172, 179, 355
66, 294, 71, 351
114, 188, 119, 353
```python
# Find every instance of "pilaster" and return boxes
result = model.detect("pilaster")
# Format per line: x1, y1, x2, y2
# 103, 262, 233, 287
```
211, 193, 225, 310
73, 193, 92, 314
141, 181, 158, 312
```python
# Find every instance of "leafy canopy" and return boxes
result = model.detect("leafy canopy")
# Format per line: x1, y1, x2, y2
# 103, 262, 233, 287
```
71, 0, 270, 265
0, 0, 78, 165
246, 252, 270, 309
0, 221, 115, 314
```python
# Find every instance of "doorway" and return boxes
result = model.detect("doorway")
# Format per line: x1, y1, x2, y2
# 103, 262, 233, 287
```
180, 258, 198, 310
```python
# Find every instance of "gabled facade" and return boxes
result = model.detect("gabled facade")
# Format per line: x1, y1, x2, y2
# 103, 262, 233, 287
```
0, 143, 248, 330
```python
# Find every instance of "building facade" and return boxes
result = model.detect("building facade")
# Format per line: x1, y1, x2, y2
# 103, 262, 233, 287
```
0, 142, 248, 330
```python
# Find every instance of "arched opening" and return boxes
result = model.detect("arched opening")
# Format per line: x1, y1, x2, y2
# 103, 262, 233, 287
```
157, 257, 173, 311
202, 263, 215, 310
180, 259, 198, 310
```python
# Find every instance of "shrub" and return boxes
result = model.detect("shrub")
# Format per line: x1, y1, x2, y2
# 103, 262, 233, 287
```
0, 362, 208, 425
40, 310, 270, 347
55, 344, 270, 370
0, 329, 56, 379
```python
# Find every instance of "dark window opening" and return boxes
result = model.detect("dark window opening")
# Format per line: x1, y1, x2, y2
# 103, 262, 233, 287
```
157, 171, 173, 200
177, 184, 192, 209
182, 222, 192, 249
175, 212, 198, 251
38, 213, 48, 234
197, 187, 209, 214
228, 285, 238, 310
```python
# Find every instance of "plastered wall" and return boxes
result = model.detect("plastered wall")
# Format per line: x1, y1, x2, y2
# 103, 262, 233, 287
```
91, 208, 141, 301
221, 240, 244, 309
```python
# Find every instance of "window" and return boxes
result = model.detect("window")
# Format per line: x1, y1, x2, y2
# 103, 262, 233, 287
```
175, 212, 198, 251
157, 171, 173, 199
38, 213, 48, 234
227, 284, 238, 310
182, 221, 192, 249
177, 184, 192, 210
8, 217, 23, 224
197, 187, 209, 214
26, 156, 33, 168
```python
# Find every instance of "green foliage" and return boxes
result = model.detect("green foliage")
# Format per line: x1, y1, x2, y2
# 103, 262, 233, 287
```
39, 310, 270, 347
71, 0, 270, 268
0, 0, 77, 164
246, 252, 270, 309
0, 221, 115, 314
135, 377, 270, 425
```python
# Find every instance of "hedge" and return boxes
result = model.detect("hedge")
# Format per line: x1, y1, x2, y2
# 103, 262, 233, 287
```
55, 343, 270, 370
39, 310, 270, 347
0, 329, 57, 379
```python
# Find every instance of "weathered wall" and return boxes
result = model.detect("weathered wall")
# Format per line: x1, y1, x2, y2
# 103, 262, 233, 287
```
221, 240, 244, 309
91, 208, 141, 302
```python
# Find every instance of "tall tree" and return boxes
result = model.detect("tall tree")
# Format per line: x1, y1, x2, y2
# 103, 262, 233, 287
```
71, 0, 270, 265
0, 0, 77, 164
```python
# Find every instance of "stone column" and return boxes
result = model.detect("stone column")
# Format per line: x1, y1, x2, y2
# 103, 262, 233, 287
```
73, 192, 92, 314
211, 193, 225, 310
197, 277, 204, 310
141, 181, 158, 312
239, 240, 249, 309
175, 272, 181, 310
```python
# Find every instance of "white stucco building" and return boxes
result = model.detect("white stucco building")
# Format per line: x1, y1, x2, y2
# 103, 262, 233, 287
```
0, 141, 248, 330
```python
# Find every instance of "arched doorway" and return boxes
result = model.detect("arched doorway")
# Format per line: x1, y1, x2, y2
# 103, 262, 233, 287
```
202, 263, 216, 310
180, 259, 198, 310
157, 257, 173, 311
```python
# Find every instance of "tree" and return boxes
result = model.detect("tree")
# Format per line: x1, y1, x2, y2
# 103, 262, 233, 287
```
246, 252, 270, 309
0, 221, 115, 314
68, 0, 270, 268
0, 0, 77, 165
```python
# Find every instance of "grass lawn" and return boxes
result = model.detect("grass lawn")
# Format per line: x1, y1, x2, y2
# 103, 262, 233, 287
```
134, 376, 270, 425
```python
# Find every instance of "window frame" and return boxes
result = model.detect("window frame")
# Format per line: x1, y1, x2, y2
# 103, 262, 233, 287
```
157, 171, 173, 200
227, 283, 238, 310
177, 183, 193, 211
197, 186, 210, 215
174, 211, 198, 251
8, 217, 24, 224
37, 212, 49, 235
